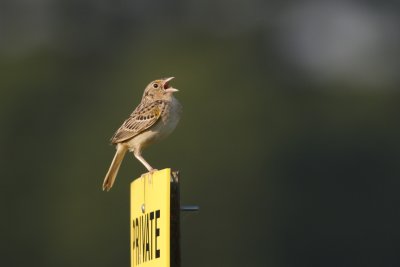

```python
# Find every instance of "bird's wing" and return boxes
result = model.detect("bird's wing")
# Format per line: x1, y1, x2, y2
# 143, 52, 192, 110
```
110, 100, 166, 144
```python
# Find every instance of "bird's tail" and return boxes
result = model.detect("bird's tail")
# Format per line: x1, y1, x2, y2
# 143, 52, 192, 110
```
102, 145, 127, 191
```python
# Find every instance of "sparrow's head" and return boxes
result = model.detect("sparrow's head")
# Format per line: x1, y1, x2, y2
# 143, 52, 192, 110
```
143, 77, 178, 100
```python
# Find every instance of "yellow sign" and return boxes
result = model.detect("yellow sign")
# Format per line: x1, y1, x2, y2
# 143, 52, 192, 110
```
131, 169, 171, 267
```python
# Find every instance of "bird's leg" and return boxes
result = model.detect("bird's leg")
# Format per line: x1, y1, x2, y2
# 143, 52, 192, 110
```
134, 150, 158, 175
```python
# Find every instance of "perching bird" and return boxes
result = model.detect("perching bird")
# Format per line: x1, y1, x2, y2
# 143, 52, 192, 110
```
102, 77, 182, 191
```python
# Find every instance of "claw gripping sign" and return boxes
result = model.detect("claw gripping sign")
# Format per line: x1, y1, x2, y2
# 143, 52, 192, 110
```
130, 169, 171, 267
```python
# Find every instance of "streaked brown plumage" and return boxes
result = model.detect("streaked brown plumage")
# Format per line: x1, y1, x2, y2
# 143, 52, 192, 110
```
110, 100, 166, 143
102, 77, 182, 191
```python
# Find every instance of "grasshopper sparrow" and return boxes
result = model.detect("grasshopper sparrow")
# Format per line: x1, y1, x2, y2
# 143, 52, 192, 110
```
102, 77, 182, 191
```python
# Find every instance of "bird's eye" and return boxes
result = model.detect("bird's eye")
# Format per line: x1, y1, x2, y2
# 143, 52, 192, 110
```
153, 83, 159, 88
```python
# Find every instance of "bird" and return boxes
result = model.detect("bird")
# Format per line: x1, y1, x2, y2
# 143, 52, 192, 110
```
102, 77, 182, 191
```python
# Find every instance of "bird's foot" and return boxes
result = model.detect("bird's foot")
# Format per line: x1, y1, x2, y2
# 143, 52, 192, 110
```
149, 168, 158, 174
140, 169, 158, 183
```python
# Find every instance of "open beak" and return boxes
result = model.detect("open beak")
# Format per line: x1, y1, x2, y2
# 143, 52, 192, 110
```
163, 77, 179, 93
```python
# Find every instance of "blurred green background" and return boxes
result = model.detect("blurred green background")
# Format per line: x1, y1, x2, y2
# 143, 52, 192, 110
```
1, 1, 400, 266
